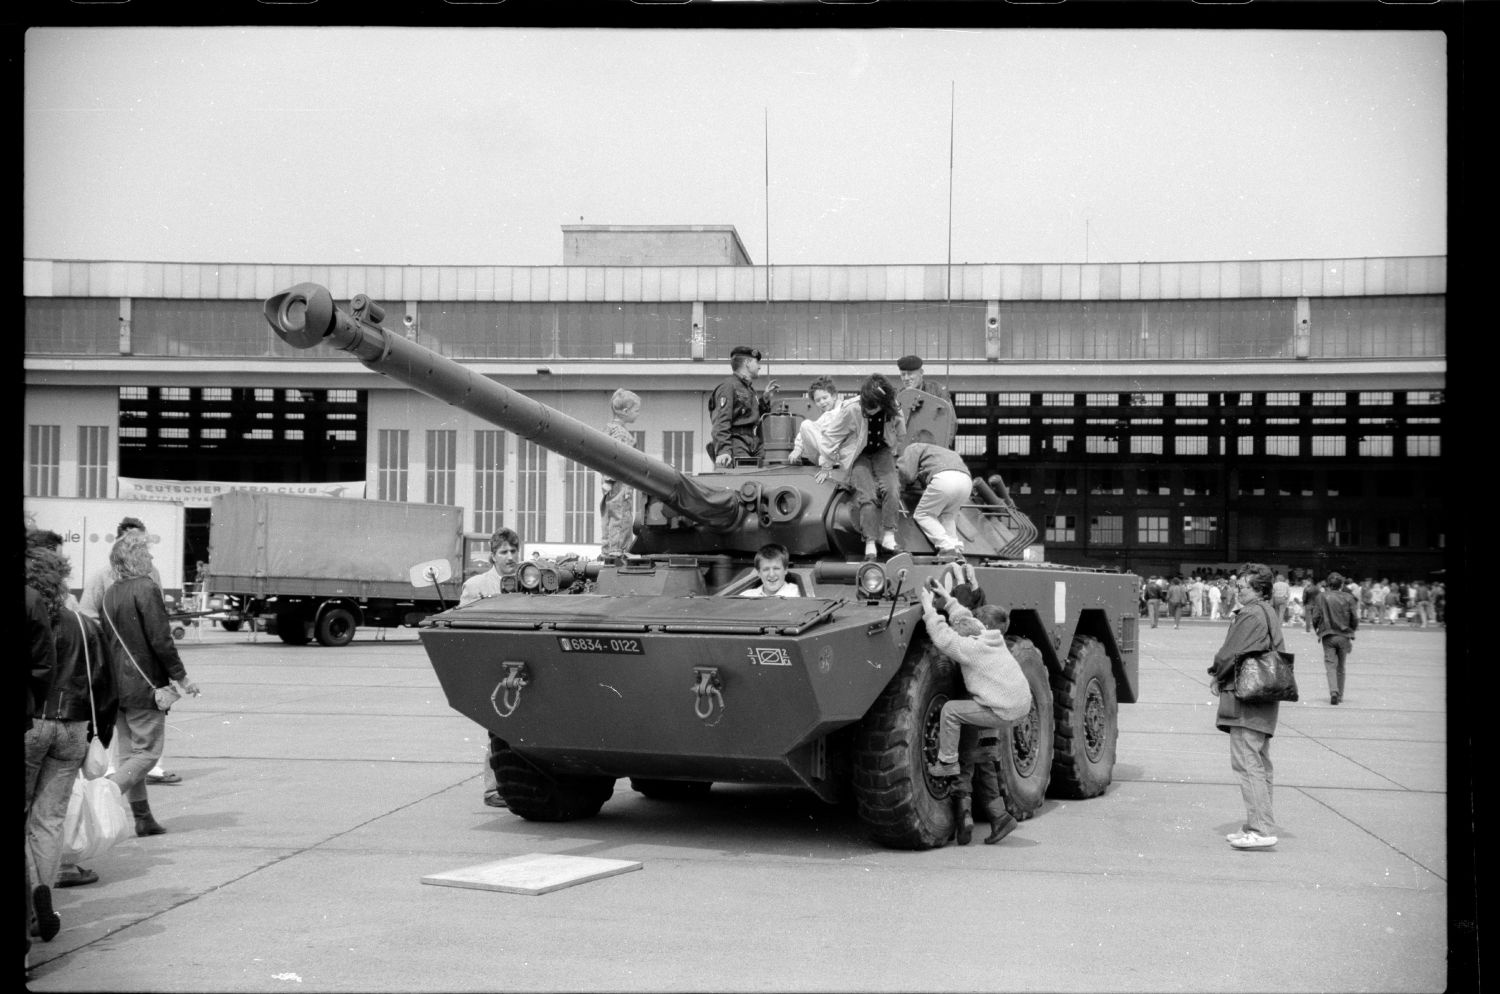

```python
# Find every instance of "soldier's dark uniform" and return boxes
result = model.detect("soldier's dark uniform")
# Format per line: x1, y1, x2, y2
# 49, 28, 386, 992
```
709, 347, 772, 464
896, 355, 956, 447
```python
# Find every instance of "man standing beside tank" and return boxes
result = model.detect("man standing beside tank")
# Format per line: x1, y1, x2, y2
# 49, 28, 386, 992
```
895, 355, 955, 447
460, 528, 522, 809
710, 346, 779, 468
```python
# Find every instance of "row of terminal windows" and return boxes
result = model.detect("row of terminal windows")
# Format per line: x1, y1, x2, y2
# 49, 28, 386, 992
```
27, 295, 1446, 361
987, 390, 1443, 407
1047, 513, 1441, 550
960, 435, 1441, 458
1002, 467, 1436, 500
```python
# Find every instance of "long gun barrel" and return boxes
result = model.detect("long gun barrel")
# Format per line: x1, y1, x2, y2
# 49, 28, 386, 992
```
264, 283, 744, 530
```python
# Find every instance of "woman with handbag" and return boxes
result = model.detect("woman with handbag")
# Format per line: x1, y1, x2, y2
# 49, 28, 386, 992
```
24, 541, 117, 942
100, 532, 201, 837
1206, 563, 1288, 851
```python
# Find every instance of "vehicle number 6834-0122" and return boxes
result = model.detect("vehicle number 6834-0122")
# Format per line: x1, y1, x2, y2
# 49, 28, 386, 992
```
556, 636, 645, 655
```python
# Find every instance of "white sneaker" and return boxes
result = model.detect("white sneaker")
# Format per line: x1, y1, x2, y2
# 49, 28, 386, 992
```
1229, 830, 1278, 850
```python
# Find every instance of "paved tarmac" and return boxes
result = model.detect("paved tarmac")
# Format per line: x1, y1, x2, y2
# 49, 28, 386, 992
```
25, 615, 1466, 992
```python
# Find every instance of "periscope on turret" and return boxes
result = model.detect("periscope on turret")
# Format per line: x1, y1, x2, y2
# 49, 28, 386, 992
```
263, 284, 1141, 850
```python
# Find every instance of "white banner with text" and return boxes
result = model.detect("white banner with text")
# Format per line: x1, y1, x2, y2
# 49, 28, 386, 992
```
116, 478, 367, 508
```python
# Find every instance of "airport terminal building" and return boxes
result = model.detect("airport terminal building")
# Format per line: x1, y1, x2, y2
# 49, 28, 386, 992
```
24, 225, 1445, 580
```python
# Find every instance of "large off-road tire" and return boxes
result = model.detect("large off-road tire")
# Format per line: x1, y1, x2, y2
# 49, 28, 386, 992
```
314, 607, 357, 648
1049, 634, 1118, 799
274, 606, 310, 645
995, 638, 1055, 821
629, 778, 713, 801
852, 642, 961, 850
492, 740, 615, 821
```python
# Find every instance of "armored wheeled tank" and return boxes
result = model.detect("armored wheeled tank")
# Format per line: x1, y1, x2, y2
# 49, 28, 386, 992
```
264, 283, 1140, 849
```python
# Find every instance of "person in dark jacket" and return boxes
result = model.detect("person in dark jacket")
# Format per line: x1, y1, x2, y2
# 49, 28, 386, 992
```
99, 532, 200, 837
25, 543, 116, 942
25, 544, 59, 953
1207, 563, 1286, 851
1309, 572, 1358, 705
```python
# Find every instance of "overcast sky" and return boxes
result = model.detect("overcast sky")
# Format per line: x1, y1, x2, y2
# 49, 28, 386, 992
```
23, 27, 1447, 268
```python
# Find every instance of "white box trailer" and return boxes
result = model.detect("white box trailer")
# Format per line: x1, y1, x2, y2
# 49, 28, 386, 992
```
23, 497, 187, 602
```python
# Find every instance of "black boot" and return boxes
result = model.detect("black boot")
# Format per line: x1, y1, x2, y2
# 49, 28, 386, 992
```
983, 799, 1018, 845
131, 799, 166, 836
954, 795, 974, 846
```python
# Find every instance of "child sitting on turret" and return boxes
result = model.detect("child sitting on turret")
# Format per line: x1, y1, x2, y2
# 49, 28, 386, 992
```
737, 543, 801, 598
787, 377, 841, 466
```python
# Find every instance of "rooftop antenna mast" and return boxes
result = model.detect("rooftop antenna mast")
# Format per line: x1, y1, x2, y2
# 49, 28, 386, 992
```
944, 82, 955, 382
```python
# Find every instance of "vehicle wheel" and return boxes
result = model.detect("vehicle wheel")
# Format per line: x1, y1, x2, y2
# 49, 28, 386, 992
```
171, 626, 186, 640
995, 638, 1054, 821
629, 778, 713, 801
275, 606, 311, 645
492, 740, 615, 821
315, 607, 357, 647
1049, 635, 1118, 799
851, 641, 960, 850
219, 619, 242, 633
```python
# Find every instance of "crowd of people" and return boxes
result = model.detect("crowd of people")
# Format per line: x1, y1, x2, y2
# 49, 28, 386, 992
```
25, 516, 202, 962
1140, 571, 1445, 629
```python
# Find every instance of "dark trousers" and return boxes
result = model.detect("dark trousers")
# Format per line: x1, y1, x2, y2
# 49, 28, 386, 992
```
1322, 634, 1351, 699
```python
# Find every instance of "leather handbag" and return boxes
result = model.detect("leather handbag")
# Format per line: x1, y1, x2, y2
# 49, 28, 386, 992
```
1233, 604, 1299, 703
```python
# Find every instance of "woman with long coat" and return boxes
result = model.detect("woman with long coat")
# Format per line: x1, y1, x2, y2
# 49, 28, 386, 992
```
99, 532, 200, 836
1206, 563, 1286, 850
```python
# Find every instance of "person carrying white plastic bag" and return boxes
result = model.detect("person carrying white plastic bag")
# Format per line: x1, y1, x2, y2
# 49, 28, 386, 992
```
24, 538, 119, 943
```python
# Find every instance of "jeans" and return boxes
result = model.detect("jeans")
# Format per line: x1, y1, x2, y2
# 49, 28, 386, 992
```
848, 448, 899, 543
1147, 600, 1161, 628
912, 470, 970, 553
1322, 635, 1351, 699
25, 719, 89, 890
111, 706, 166, 804
935, 699, 1009, 765
1229, 725, 1275, 835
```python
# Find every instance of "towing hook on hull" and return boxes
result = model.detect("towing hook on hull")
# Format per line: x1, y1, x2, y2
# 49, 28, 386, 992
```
491, 661, 530, 719
692, 666, 724, 722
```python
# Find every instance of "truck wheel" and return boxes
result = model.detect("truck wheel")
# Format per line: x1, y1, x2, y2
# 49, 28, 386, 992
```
996, 639, 1054, 821
1050, 635, 1118, 799
315, 607, 357, 647
852, 642, 960, 850
629, 778, 713, 801
219, 620, 242, 633
172, 626, 186, 640
275, 607, 310, 646
492, 740, 615, 821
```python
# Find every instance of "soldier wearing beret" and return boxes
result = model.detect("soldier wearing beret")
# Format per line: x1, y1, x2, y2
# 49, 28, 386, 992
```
709, 346, 779, 467
896, 355, 955, 446
896, 355, 952, 408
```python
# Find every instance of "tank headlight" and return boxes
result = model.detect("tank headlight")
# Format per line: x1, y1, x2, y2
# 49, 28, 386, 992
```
856, 562, 888, 598
518, 563, 543, 591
